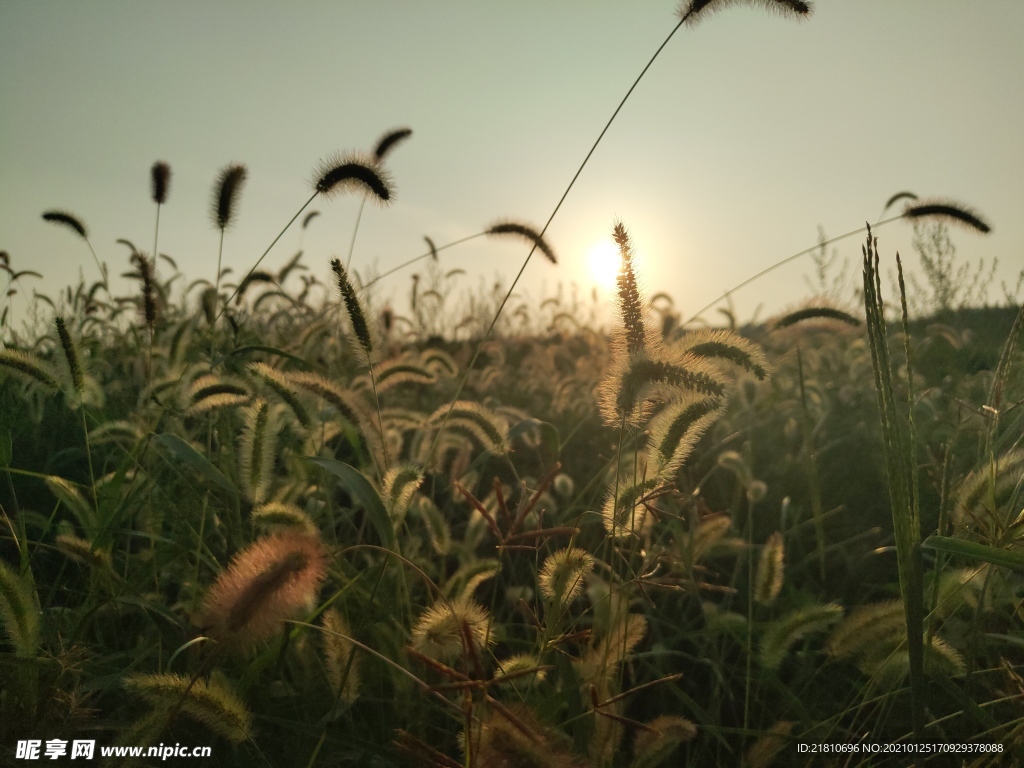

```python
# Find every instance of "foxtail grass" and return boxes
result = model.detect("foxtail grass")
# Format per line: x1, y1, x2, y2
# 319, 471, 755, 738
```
331, 257, 389, 471
42, 209, 106, 284
861, 227, 925, 738
0, 559, 39, 657
123, 673, 252, 745
417, 1, 810, 471
214, 152, 391, 325
195, 531, 327, 652
209, 163, 247, 319
150, 161, 171, 278
687, 196, 991, 324
344, 128, 412, 269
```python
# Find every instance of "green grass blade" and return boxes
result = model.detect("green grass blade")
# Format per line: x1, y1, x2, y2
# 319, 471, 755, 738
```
303, 456, 395, 550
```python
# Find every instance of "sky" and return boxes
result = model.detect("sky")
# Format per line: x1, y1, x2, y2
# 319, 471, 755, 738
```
2, 1, 1022, 333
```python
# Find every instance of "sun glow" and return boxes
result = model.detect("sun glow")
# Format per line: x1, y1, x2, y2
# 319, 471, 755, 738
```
587, 239, 621, 291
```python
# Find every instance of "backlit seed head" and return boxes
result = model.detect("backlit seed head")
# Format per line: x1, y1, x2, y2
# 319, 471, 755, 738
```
196, 532, 327, 652
313, 152, 392, 203
539, 547, 595, 604
211, 163, 248, 230
410, 599, 493, 662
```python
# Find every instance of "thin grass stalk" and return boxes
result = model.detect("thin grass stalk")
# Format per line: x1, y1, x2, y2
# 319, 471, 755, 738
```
216, 191, 318, 324
861, 230, 924, 740
363, 231, 488, 289
344, 197, 366, 270
685, 214, 906, 325
421, 14, 692, 468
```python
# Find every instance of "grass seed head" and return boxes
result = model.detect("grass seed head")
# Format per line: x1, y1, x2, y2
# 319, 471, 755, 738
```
373, 127, 413, 161
0, 559, 40, 657
486, 220, 558, 265
330, 258, 373, 357
54, 315, 84, 394
903, 198, 992, 234
42, 210, 88, 239
539, 547, 595, 605
680, 0, 813, 25
411, 599, 493, 662
313, 152, 392, 203
150, 161, 171, 204
123, 673, 253, 744
196, 532, 327, 652
211, 163, 248, 230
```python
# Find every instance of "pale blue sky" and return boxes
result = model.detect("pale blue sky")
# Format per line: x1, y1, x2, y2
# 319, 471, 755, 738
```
2, 1, 1021, 330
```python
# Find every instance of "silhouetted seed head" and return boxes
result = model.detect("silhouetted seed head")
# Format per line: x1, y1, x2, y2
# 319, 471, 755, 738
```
330, 258, 373, 357
301, 210, 320, 229
485, 220, 557, 265
201, 286, 218, 324
235, 270, 275, 304
680, 0, 813, 25
54, 316, 83, 394
42, 210, 88, 239
903, 199, 991, 234
277, 251, 306, 282
774, 306, 860, 329
0, 251, 8, 268
211, 163, 248, 230
423, 235, 438, 262
313, 152, 392, 203
151, 161, 171, 205
881, 190, 917, 215
131, 252, 158, 329
373, 127, 413, 161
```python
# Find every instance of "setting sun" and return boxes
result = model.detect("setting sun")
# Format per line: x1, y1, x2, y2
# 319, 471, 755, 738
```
587, 239, 621, 291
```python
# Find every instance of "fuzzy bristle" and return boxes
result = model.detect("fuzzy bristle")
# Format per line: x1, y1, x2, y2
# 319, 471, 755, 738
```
0, 559, 40, 657
774, 306, 861, 329
321, 608, 361, 703
196, 532, 327, 651
54, 316, 84, 394
313, 153, 392, 203
0, 348, 61, 391
330, 258, 374, 357
410, 599, 493, 662
211, 163, 248, 230
131, 252, 158, 329
42, 210, 88, 239
903, 198, 991, 234
680, 0, 813, 25
486, 220, 558, 265
123, 673, 253, 744
612, 221, 649, 357
538, 547, 594, 604
754, 531, 785, 605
